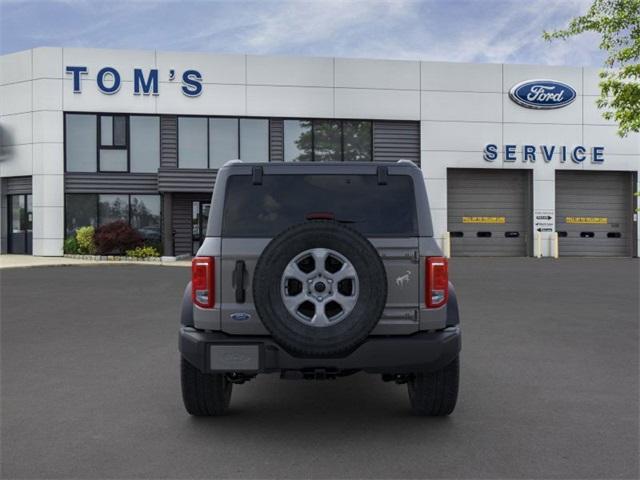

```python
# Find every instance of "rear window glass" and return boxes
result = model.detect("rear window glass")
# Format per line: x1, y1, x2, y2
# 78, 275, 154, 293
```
222, 174, 417, 237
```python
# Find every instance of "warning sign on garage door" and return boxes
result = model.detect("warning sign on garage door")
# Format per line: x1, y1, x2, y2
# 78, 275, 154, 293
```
534, 209, 554, 232
462, 216, 506, 224
566, 217, 608, 224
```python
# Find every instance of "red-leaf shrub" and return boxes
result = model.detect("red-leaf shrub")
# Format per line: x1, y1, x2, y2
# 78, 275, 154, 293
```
94, 220, 143, 255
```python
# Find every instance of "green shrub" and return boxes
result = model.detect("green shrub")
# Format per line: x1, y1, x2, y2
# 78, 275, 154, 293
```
64, 236, 79, 254
125, 245, 160, 258
76, 226, 97, 254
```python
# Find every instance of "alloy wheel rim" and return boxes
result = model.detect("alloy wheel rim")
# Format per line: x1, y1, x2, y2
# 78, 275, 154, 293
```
280, 248, 359, 327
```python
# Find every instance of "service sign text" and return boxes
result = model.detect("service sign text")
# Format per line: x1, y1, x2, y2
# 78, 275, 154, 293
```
483, 144, 605, 164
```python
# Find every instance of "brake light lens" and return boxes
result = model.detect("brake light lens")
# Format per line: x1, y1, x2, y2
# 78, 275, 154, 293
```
426, 257, 448, 308
192, 257, 215, 308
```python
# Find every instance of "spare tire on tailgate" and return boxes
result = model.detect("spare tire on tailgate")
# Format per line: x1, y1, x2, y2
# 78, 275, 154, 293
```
253, 221, 387, 357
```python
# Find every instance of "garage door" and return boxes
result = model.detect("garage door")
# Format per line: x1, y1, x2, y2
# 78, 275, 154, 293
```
556, 171, 634, 256
447, 169, 531, 256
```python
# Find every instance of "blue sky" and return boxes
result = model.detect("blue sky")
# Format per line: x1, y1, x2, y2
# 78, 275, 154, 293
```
0, 0, 604, 66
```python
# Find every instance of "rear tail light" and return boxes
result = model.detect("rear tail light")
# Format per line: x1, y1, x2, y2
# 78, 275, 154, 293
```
426, 257, 448, 308
192, 257, 215, 308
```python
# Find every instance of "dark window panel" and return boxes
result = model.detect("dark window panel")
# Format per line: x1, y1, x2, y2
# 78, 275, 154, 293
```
343, 121, 372, 162
65, 194, 97, 236
178, 117, 208, 168
131, 195, 161, 246
240, 118, 269, 162
100, 116, 113, 146
113, 116, 127, 146
313, 120, 342, 162
130, 116, 160, 173
65, 114, 97, 172
10, 195, 24, 233
284, 120, 312, 162
210, 118, 239, 168
26, 195, 32, 232
222, 174, 417, 237
99, 149, 127, 172
98, 194, 129, 226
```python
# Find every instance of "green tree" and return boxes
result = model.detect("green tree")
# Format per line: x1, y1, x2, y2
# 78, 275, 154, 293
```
291, 120, 372, 162
543, 0, 640, 136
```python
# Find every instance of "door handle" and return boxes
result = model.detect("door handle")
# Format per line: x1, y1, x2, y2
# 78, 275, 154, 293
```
232, 260, 246, 303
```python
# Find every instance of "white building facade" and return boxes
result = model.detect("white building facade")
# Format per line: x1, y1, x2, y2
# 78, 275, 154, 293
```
1, 47, 638, 257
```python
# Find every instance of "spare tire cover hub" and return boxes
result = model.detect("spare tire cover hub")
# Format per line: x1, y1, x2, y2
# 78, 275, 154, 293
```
281, 248, 359, 328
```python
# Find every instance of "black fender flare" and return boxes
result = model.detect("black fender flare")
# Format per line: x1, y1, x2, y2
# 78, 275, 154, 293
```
180, 281, 193, 327
446, 281, 460, 327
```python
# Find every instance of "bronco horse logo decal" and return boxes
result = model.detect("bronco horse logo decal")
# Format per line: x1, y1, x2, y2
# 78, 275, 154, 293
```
395, 270, 411, 287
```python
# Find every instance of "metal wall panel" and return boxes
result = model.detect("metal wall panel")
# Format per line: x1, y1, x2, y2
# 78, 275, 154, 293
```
157, 168, 216, 192
160, 115, 178, 168
447, 169, 531, 256
373, 121, 420, 167
269, 118, 284, 161
64, 173, 157, 193
5, 176, 32, 195
556, 171, 633, 257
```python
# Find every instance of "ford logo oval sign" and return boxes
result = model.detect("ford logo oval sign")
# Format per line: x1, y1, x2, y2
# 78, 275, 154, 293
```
509, 79, 577, 109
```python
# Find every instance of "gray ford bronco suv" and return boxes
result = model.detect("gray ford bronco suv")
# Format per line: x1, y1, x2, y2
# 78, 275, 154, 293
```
180, 160, 461, 416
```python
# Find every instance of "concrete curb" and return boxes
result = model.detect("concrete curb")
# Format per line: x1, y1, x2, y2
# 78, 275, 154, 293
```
64, 254, 162, 263
0, 255, 190, 270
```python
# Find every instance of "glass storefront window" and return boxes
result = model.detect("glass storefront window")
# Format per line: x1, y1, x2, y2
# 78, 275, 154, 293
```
9, 194, 32, 254
100, 116, 113, 146
130, 195, 161, 245
99, 149, 127, 171
313, 120, 342, 162
284, 120, 312, 162
130, 116, 160, 173
178, 117, 208, 168
26, 195, 32, 232
191, 201, 210, 255
240, 118, 268, 162
65, 194, 97, 236
11, 195, 24, 233
66, 194, 161, 247
65, 114, 97, 172
343, 121, 372, 162
113, 116, 127, 146
98, 195, 129, 226
99, 114, 128, 171
209, 118, 239, 168
100, 115, 127, 147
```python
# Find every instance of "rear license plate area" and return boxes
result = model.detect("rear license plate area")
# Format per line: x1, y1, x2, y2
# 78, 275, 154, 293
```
209, 345, 260, 372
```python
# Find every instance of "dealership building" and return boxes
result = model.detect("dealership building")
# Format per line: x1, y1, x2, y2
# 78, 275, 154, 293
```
0, 47, 638, 257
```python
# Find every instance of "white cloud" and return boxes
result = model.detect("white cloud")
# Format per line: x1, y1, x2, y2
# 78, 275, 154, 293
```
0, 0, 606, 66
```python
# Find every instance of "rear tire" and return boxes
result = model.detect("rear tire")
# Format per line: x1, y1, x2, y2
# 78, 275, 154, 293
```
181, 357, 232, 416
407, 356, 459, 416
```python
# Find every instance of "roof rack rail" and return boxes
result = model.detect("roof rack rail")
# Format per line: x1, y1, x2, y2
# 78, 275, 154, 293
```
223, 159, 243, 167
396, 159, 417, 166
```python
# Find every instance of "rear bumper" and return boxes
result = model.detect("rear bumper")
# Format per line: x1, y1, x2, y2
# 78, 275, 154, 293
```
179, 326, 461, 374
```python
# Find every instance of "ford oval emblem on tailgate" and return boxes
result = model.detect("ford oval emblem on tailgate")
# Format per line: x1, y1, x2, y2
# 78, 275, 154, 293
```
230, 312, 251, 321
509, 79, 576, 109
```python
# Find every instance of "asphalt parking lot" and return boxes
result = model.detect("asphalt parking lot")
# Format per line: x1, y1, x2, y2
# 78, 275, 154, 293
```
1, 258, 638, 479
